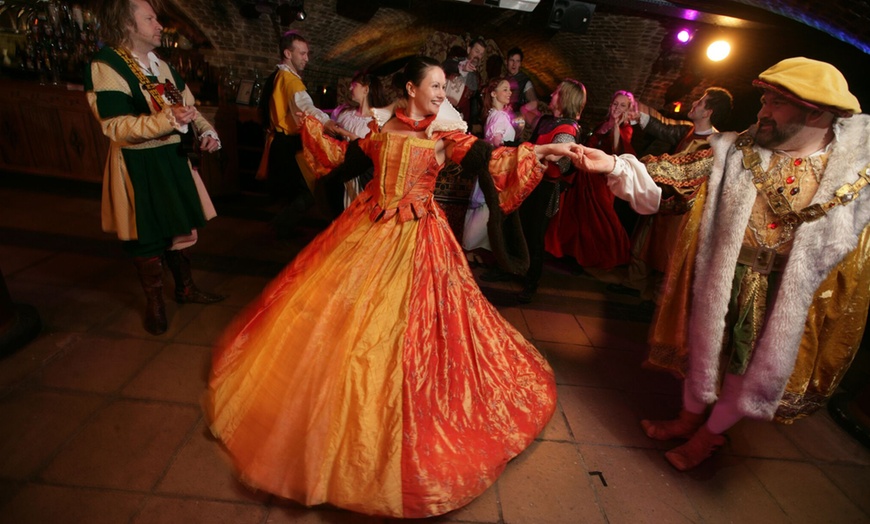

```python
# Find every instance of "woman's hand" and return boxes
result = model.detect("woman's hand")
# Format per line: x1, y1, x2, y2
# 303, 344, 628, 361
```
323, 119, 344, 137
535, 142, 581, 163
571, 145, 617, 174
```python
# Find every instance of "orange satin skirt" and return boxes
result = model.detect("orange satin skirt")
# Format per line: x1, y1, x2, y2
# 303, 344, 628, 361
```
207, 196, 557, 518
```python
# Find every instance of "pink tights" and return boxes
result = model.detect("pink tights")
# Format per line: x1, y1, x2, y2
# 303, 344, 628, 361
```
682, 373, 746, 435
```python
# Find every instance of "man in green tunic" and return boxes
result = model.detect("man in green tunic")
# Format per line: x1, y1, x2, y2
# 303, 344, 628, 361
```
85, 0, 225, 335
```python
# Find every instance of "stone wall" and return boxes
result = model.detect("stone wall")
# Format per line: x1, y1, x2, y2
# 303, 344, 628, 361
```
163, 0, 869, 133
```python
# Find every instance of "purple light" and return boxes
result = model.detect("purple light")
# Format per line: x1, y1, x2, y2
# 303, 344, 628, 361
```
676, 29, 691, 43
682, 9, 699, 21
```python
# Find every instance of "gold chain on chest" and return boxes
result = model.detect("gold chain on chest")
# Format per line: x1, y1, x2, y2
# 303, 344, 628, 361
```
736, 132, 870, 233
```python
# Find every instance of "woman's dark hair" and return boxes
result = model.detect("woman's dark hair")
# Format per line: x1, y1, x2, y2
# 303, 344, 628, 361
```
391, 56, 441, 99
351, 71, 388, 108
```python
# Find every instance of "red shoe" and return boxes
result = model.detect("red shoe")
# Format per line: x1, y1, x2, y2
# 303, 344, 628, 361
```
664, 425, 726, 471
641, 409, 705, 441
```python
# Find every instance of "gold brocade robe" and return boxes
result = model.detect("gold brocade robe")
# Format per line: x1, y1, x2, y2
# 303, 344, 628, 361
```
645, 122, 870, 422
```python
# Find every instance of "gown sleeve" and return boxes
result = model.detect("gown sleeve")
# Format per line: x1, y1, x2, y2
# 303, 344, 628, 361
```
301, 115, 349, 177
490, 143, 545, 214
444, 131, 544, 215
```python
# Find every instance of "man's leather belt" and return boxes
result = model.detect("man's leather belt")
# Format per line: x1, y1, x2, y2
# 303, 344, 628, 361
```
737, 244, 789, 275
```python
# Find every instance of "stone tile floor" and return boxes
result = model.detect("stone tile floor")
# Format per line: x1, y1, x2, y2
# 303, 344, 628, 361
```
1, 176, 869, 524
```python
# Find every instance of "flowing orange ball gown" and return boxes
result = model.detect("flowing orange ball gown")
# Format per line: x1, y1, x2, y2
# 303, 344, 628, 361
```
207, 113, 557, 518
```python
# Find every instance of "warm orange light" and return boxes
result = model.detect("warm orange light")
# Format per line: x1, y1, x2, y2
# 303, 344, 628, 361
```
706, 40, 731, 61
673, 102, 682, 113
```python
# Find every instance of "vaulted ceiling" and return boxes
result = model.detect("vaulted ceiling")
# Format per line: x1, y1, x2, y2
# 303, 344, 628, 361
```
605, 0, 870, 53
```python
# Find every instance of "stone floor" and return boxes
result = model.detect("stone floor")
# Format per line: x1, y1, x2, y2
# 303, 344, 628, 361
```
1, 175, 869, 524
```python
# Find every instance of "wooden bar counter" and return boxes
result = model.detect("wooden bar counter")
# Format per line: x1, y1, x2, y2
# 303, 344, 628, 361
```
0, 79, 240, 197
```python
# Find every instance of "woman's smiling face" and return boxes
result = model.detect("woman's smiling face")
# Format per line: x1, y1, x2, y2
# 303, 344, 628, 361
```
408, 66, 446, 117
493, 80, 512, 107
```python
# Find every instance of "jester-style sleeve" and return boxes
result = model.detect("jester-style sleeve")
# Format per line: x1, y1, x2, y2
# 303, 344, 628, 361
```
87, 61, 177, 144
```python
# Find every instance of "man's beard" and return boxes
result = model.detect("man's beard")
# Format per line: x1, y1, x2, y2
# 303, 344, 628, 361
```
755, 117, 804, 149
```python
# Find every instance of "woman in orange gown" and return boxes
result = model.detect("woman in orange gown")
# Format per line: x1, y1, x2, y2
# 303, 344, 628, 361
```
207, 57, 572, 518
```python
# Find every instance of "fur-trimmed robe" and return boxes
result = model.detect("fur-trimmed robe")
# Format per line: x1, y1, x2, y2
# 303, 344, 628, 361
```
687, 114, 870, 420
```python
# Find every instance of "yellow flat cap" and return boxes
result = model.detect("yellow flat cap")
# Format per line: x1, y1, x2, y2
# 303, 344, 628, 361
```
752, 57, 861, 115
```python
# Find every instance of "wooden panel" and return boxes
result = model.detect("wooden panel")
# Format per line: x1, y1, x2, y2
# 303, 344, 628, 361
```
0, 80, 110, 182
0, 103, 35, 169
0, 80, 240, 193
27, 105, 71, 173
58, 107, 105, 182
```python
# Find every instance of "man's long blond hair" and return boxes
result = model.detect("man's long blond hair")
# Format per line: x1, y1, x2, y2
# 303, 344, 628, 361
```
98, 0, 164, 48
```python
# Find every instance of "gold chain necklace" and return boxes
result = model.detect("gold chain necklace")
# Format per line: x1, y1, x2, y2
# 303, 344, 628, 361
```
735, 132, 870, 227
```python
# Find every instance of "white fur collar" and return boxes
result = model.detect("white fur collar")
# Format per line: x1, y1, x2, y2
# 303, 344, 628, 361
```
687, 114, 870, 419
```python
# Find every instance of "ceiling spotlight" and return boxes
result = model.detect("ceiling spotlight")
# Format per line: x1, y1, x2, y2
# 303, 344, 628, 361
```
706, 40, 731, 61
276, 0, 306, 25
290, 0, 306, 20
676, 29, 692, 43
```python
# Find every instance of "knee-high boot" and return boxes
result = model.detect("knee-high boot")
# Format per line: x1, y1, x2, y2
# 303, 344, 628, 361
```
133, 256, 167, 335
164, 249, 226, 304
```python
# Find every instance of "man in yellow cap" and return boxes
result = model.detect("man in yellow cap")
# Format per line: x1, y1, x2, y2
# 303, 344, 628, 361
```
573, 57, 870, 471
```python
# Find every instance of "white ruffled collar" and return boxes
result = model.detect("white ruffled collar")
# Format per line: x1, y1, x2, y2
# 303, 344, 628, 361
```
371, 101, 468, 138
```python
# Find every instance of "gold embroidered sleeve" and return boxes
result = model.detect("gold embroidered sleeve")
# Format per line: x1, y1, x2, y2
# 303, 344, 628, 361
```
643, 149, 713, 214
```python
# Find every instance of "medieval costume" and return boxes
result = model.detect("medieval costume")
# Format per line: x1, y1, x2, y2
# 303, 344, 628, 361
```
462, 106, 520, 252
645, 116, 870, 421
207, 104, 557, 518
85, 45, 224, 335
517, 115, 581, 299
257, 64, 331, 236
543, 118, 630, 269
86, 46, 217, 246
601, 58, 870, 472
617, 110, 718, 301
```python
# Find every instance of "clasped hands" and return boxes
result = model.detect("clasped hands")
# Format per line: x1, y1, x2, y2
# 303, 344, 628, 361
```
538, 142, 616, 174
295, 111, 354, 140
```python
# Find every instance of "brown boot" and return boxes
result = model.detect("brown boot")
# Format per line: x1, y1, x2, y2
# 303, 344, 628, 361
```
133, 256, 167, 335
164, 249, 226, 304
664, 425, 726, 471
641, 409, 706, 441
